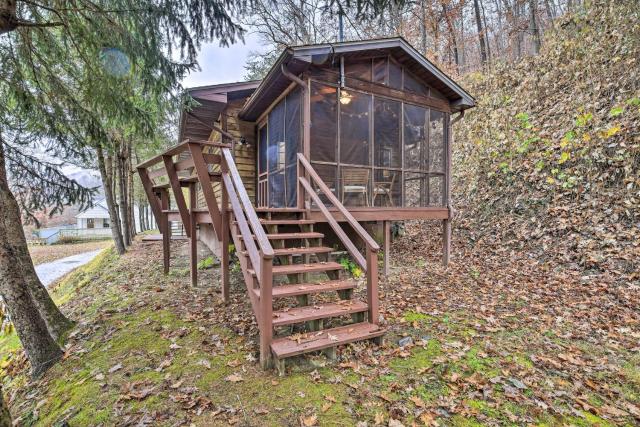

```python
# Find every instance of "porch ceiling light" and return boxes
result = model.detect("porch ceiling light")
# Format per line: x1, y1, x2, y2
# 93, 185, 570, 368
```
339, 90, 352, 105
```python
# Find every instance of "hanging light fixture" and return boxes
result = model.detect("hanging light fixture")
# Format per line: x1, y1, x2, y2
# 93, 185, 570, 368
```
339, 89, 352, 105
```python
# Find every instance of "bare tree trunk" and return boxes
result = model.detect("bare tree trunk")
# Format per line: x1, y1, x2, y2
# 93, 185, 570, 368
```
474, 0, 488, 65
0, 142, 73, 341
96, 143, 126, 254
529, 0, 541, 54
127, 144, 135, 238
0, 144, 63, 378
480, 0, 492, 60
117, 142, 131, 246
442, 3, 460, 70
0, 384, 11, 427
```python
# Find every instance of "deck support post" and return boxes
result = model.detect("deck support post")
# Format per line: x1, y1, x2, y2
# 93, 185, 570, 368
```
442, 216, 451, 267
160, 189, 170, 274
259, 255, 273, 369
366, 246, 379, 325
189, 183, 198, 287
382, 220, 390, 276
221, 156, 230, 302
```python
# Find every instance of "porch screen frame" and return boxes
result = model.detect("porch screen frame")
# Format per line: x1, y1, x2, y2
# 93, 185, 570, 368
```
307, 73, 450, 208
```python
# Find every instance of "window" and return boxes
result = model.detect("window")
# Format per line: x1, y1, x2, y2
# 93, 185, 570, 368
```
285, 89, 301, 207
87, 218, 95, 229
103, 218, 110, 228
403, 104, 427, 171
428, 110, 445, 173
340, 90, 371, 166
310, 83, 337, 163
374, 98, 401, 168
345, 58, 372, 81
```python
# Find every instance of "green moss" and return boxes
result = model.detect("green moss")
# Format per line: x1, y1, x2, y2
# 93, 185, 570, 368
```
513, 353, 534, 369
50, 246, 116, 306
450, 415, 485, 427
390, 339, 441, 372
403, 310, 432, 323
461, 346, 500, 377
563, 412, 616, 427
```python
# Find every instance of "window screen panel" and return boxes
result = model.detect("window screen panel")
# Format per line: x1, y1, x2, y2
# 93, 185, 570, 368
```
258, 125, 267, 174
345, 58, 372, 81
285, 89, 301, 168
310, 83, 337, 163
268, 171, 285, 208
268, 100, 285, 172
340, 166, 371, 207
428, 175, 444, 206
373, 169, 401, 207
374, 98, 401, 168
285, 164, 297, 207
403, 70, 429, 96
404, 172, 426, 207
340, 90, 371, 166
428, 110, 445, 173
403, 104, 427, 171
389, 60, 402, 90
310, 162, 337, 207
373, 57, 387, 85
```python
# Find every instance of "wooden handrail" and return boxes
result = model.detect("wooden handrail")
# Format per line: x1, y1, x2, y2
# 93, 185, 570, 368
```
135, 139, 232, 170
222, 148, 274, 258
222, 173, 263, 277
297, 154, 380, 252
299, 177, 367, 270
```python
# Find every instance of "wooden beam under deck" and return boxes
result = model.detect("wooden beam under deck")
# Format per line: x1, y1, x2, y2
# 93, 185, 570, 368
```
165, 207, 449, 225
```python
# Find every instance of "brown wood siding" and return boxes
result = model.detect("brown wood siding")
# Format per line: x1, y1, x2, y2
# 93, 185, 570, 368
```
196, 96, 256, 209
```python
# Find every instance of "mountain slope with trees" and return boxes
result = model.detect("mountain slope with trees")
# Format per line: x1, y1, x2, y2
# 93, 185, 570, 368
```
452, 0, 639, 281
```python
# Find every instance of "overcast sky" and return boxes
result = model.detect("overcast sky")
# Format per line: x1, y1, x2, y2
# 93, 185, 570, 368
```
181, 32, 263, 88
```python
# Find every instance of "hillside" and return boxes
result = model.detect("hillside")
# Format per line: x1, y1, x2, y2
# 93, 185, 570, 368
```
451, 0, 639, 282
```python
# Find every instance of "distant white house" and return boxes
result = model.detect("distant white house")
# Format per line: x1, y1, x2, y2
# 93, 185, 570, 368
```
76, 199, 111, 230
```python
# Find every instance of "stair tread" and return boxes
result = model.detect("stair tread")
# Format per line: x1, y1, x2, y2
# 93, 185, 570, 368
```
249, 261, 343, 277
242, 246, 333, 257
260, 219, 316, 225
272, 300, 368, 327
271, 322, 384, 358
240, 232, 324, 240
253, 280, 357, 299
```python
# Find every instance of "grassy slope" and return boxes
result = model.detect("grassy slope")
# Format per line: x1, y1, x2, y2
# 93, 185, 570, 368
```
1, 235, 637, 426
453, 0, 639, 280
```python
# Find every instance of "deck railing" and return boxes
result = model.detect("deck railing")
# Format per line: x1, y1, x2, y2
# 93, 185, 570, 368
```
297, 153, 380, 325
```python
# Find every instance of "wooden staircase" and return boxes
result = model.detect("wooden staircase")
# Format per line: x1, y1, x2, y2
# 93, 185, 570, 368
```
136, 140, 384, 372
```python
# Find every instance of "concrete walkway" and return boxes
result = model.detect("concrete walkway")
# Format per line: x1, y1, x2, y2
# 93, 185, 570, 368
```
35, 249, 104, 287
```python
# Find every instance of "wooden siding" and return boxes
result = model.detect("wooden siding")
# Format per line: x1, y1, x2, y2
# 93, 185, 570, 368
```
196, 97, 256, 208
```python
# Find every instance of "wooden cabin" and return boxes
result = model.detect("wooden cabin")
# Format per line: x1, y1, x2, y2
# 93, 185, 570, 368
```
137, 37, 474, 371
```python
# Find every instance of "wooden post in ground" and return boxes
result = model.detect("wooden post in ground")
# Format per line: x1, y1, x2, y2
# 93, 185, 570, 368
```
189, 183, 198, 287
383, 220, 390, 276
259, 255, 273, 369
443, 217, 451, 267
366, 246, 379, 325
160, 189, 170, 274
221, 156, 230, 302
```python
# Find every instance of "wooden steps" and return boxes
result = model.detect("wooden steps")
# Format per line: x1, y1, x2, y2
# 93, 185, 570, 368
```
248, 261, 343, 277
240, 232, 324, 241
252, 280, 356, 299
241, 246, 333, 257
272, 300, 368, 327
260, 219, 316, 225
270, 322, 385, 359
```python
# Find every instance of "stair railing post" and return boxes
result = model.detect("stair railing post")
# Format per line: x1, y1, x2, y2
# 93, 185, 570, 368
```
366, 244, 379, 325
221, 153, 230, 302
259, 254, 273, 369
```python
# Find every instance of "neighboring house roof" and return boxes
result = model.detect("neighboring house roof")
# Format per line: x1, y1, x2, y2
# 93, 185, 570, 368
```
240, 37, 476, 121
179, 80, 261, 142
76, 199, 110, 219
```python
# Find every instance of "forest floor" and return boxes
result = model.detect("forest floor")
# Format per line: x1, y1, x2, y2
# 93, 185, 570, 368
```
1, 225, 638, 426
28, 240, 112, 266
